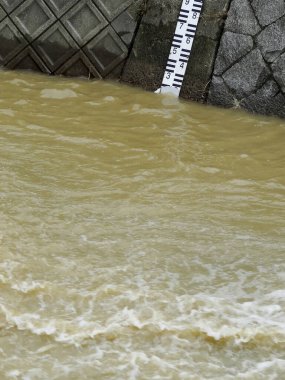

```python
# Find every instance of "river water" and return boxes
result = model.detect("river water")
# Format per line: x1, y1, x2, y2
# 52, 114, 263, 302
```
0, 69, 284, 379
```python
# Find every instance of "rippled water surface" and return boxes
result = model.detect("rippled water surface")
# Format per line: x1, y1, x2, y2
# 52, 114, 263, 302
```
0, 70, 285, 379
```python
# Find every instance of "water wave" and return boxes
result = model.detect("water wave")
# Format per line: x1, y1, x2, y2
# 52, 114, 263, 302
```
0, 293, 284, 348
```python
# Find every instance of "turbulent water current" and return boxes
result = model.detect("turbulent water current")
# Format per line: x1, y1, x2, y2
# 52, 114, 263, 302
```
0, 70, 285, 379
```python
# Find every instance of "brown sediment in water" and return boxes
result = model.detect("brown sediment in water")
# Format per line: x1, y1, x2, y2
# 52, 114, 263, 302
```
0, 70, 284, 379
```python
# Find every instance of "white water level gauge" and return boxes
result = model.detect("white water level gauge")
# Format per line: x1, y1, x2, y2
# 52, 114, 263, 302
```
156, 0, 204, 97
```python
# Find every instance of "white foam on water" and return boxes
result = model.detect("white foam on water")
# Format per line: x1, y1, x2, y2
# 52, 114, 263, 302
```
104, 96, 115, 102
266, 290, 285, 299
7, 79, 34, 87
236, 359, 285, 379
0, 291, 284, 349
40, 89, 78, 99
0, 109, 15, 117
200, 167, 221, 174
5, 370, 21, 379
14, 100, 29, 105
55, 135, 107, 148
11, 281, 45, 294
1, 69, 285, 379
85, 101, 102, 106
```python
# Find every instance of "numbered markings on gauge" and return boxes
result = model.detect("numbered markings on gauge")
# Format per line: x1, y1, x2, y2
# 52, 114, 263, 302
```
173, 73, 184, 88
178, 8, 190, 23
157, 0, 204, 96
192, 0, 203, 13
186, 24, 197, 38
166, 58, 177, 73
172, 34, 183, 48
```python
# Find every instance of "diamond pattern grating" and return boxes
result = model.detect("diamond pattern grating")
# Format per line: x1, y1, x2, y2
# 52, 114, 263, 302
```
0, 0, 143, 79
0, 5, 6, 21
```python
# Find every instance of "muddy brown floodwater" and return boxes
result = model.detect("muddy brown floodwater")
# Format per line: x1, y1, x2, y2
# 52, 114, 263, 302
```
0, 70, 285, 379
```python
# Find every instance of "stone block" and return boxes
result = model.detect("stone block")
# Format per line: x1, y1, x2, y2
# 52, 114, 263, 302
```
272, 52, 285, 93
61, 0, 108, 45
32, 22, 78, 72
241, 80, 285, 118
112, 2, 140, 47
11, 0, 56, 41
43, 0, 78, 18
83, 25, 128, 77
222, 48, 270, 98
208, 75, 237, 108
0, 0, 25, 14
6, 46, 50, 73
0, 18, 28, 64
257, 16, 285, 63
56, 51, 101, 79
0, 5, 6, 21
94, 0, 133, 22
225, 0, 260, 36
214, 31, 253, 76
251, 0, 285, 27
0, 0, 144, 80
209, 0, 285, 118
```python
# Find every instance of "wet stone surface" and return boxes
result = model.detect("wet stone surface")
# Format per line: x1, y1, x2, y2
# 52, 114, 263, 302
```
222, 48, 270, 98
208, 0, 285, 118
272, 52, 285, 93
0, 0, 143, 79
251, 0, 285, 27
213, 31, 253, 76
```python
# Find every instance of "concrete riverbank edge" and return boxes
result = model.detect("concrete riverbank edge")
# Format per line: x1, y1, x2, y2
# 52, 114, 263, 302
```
0, 0, 285, 118
122, 0, 231, 102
